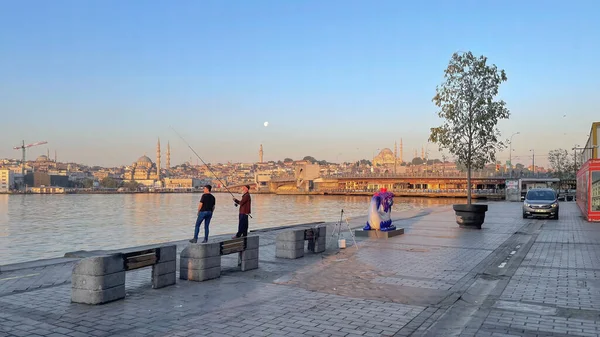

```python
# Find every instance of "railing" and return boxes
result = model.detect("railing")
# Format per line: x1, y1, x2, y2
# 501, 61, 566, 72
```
323, 172, 556, 179
319, 188, 505, 195
270, 176, 296, 182
322, 172, 511, 179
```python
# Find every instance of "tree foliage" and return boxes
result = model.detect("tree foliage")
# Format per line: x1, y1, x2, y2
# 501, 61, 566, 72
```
429, 51, 510, 204
548, 149, 573, 179
122, 180, 140, 191
283, 158, 293, 163
81, 178, 94, 188
411, 157, 424, 165
100, 177, 119, 188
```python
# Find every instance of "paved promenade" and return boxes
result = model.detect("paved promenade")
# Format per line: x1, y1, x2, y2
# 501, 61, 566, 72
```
1, 202, 599, 336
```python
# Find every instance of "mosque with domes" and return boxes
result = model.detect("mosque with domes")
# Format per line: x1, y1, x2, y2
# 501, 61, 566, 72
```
373, 139, 406, 167
123, 138, 171, 186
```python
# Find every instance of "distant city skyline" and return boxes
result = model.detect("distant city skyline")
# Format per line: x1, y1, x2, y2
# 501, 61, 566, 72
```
1, 1, 598, 167
1, 141, 552, 170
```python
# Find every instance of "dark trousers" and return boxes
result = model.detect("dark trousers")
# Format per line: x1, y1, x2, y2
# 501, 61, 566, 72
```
235, 214, 249, 237
194, 211, 213, 241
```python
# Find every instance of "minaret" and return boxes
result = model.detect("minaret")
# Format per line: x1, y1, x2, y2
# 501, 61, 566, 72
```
259, 144, 264, 163
47, 148, 50, 159
54, 150, 57, 163
394, 141, 398, 174
400, 138, 403, 163
156, 138, 161, 179
421, 146, 425, 159
166, 142, 171, 169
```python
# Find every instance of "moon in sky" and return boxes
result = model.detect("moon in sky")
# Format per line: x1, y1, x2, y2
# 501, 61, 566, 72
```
264, 121, 269, 127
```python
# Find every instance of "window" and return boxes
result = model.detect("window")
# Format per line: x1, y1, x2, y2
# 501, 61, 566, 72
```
526, 190, 555, 201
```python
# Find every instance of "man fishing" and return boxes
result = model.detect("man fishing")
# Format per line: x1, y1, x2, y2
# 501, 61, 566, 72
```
190, 184, 215, 243
232, 185, 252, 238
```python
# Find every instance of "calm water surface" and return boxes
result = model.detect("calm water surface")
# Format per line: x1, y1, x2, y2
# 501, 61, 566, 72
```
0, 193, 458, 264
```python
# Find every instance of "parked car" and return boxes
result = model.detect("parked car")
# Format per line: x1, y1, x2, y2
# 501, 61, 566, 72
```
522, 188, 559, 219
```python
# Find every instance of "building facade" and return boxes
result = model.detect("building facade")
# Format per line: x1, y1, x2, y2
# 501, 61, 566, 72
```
0, 169, 14, 192
163, 178, 204, 189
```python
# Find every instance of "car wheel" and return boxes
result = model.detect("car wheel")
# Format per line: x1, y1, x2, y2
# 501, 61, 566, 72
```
522, 213, 527, 219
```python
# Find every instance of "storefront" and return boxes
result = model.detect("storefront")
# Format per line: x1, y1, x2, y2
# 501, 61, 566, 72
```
576, 159, 600, 221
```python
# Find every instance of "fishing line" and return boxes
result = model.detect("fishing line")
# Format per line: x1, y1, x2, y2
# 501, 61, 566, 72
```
169, 126, 238, 200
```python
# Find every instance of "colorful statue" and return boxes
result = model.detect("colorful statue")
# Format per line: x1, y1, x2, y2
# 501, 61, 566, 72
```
364, 188, 396, 231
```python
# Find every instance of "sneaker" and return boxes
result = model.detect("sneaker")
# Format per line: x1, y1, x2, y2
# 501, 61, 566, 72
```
189, 239, 197, 243
231, 235, 238, 239
201, 239, 207, 243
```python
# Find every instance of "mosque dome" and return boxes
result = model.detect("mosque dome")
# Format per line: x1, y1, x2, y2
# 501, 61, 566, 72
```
374, 148, 397, 166
135, 155, 154, 167
36, 155, 49, 162
379, 148, 393, 156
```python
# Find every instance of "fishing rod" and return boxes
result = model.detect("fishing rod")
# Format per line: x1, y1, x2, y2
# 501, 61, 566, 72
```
169, 126, 238, 201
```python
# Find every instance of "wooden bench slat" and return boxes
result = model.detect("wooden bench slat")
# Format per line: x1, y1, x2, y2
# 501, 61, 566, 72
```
123, 249, 159, 271
221, 247, 244, 255
221, 241, 244, 246
127, 253, 156, 262
126, 256, 158, 270
123, 248, 157, 258
220, 238, 247, 255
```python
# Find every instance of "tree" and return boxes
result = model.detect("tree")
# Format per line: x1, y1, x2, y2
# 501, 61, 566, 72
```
302, 156, 317, 163
412, 157, 424, 165
100, 177, 119, 188
283, 158, 293, 163
81, 178, 94, 188
122, 180, 140, 191
429, 51, 510, 204
548, 149, 572, 180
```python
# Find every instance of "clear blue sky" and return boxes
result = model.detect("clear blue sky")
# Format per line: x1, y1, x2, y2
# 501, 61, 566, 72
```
1, 0, 599, 167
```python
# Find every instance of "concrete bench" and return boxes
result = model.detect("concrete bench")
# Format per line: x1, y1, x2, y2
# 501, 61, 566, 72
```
276, 226, 326, 259
71, 244, 176, 305
179, 236, 259, 282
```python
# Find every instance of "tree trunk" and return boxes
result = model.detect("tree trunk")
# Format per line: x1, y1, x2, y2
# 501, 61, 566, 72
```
467, 165, 472, 205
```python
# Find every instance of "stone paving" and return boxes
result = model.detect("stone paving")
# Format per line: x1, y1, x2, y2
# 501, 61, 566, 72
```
0, 202, 599, 336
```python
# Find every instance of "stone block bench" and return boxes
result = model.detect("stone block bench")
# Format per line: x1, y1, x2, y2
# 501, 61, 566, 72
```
276, 226, 326, 259
71, 244, 176, 305
180, 236, 259, 282
354, 228, 405, 238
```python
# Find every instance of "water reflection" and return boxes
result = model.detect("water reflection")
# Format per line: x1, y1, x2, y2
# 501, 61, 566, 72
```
0, 193, 458, 264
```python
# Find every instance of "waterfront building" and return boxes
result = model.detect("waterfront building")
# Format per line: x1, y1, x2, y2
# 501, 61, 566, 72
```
255, 171, 272, 191
163, 178, 204, 189
24, 172, 70, 188
30, 186, 66, 194
0, 169, 14, 192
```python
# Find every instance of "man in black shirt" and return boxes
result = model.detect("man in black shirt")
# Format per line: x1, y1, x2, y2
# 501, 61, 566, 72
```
190, 185, 216, 243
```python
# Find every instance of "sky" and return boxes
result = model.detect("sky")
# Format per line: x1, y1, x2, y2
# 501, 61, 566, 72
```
1, 0, 599, 168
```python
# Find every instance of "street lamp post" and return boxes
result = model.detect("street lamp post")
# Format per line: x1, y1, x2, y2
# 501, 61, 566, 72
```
509, 132, 520, 177
529, 149, 535, 177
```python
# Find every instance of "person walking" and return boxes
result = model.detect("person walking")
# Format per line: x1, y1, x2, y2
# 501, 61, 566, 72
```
232, 185, 251, 238
190, 184, 215, 243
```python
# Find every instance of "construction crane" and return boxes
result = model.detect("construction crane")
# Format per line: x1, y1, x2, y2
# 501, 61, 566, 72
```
13, 140, 48, 177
